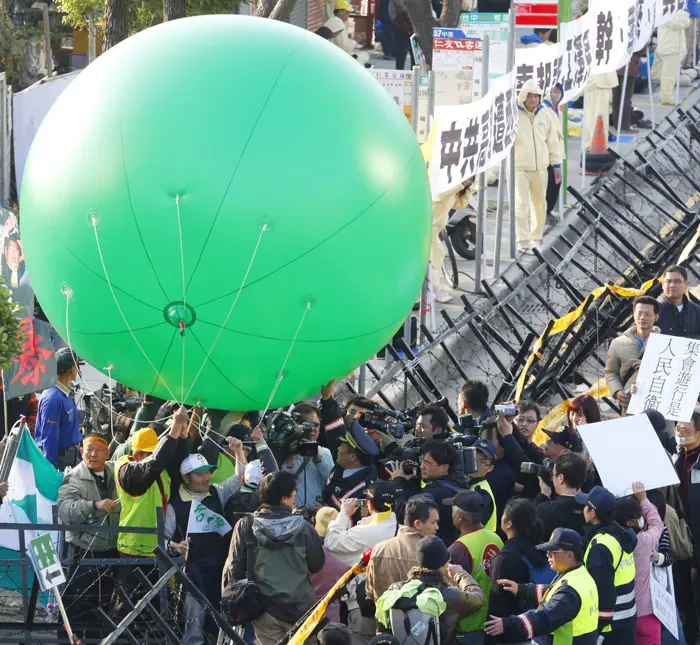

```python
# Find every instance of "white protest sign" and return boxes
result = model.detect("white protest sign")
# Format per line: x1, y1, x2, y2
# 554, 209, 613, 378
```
186, 501, 232, 537
431, 69, 517, 196
559, 14, 594, 102
577, 415, 680, 498
634, 0, 657, 51
515, 41, 565, 99
28, 533, 66, 591
627, 333, 700, 421
651, 563, 678, 639
588, 0, 631, 74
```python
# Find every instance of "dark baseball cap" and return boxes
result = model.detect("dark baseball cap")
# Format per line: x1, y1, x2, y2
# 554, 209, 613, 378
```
543, 428, 582, 452
473, 438, 497, 460
318, 623, 351, 645
55, 347, 84, 374
442, 490, 484, 512
366, 481, 396, 509
537, 527, 582, 554
575, 485, 616, 515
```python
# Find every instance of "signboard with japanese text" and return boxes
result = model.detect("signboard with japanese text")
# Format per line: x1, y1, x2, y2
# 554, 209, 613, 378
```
417, 75, 430, 143
628, 333, 700, 421
459, 13, 511, 82
578, 416, 680, 499
369, 69, 415, 123
514, 0, 558, 27
433, 28, 482, 105
431, 70, 517, 196
651, 564, 679, 639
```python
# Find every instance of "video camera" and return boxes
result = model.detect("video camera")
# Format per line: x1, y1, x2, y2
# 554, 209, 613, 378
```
264, 410, 319, 463
520, 457, 555, 479
439, 432, 479, 476
358, 401, 415, 440
380, 447, 421, 478
456, 404, 518, 438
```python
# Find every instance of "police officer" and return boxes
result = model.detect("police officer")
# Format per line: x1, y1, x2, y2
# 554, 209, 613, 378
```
484, 528, 599, 645
35, 348, 84, 469
576, 486, 637, 644
467, 438, 499, 532
322, 421, 379, 519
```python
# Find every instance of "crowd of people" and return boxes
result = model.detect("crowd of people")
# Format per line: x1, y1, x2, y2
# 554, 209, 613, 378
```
0, 261, 698, 645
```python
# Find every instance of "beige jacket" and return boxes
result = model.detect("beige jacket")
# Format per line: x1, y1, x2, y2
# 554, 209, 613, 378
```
587, 71, 619, 91
604, 326, 660, 396
58, 461, 120, 552
514, 79, 562, 172
365, 526, 423, 601
656, 10, 691, 57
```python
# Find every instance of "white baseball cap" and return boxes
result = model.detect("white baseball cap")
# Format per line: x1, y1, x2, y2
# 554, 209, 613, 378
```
180, 453, 216, 476
244, 460, 263, 488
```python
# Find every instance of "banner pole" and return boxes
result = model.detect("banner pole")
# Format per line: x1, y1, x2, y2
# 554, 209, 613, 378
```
676, 30, 683, 106
647, 54, 656, 128
493, 8, 516, 277
558, 0, 570, 206
581, 88, 587, 191
615, 62, 630, 153
473, 34, 490, 294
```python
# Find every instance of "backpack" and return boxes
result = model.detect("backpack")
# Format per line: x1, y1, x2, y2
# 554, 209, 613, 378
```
376, 580, 446, 645
522, 555, 556, 585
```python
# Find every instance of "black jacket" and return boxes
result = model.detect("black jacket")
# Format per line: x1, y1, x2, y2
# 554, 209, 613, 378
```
117, 434, 185, 496
486, 536, 550, 630
499, 430, 543, 499
582, 521, 637, 632
536, 493, 586, 538
657, 294, 700, 339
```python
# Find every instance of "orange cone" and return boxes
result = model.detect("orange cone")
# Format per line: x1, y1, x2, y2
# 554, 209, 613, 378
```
584, 114, 614, 176
589, 115, 608, 155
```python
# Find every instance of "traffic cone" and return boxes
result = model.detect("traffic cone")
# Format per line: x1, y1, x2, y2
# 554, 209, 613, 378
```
584, 114, 615, 176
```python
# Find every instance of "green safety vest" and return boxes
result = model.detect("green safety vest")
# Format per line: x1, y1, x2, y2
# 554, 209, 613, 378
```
583, 531, 636, 632
471, 480, 497, 532
543, 566, 599, 644
115, 455, 171, 557
456, 528, 504, 633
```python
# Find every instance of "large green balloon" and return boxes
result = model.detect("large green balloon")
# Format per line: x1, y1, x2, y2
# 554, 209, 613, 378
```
20, 15, 430, 409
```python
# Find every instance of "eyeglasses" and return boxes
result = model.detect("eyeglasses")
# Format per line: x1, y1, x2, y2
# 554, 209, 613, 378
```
419, 458, 438, 467
516, 416, 538, 425
663, 279, 685, 285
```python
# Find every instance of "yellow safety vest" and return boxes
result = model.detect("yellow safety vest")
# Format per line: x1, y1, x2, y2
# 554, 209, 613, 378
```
472, 480, 497, 532
543, 565, 599, 644
583, 531, 636, 631
115, 455, 171, 557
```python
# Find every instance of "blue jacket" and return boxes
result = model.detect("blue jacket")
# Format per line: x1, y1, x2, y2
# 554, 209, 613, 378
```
35, 385, 81, 468
688, 0, 700, 19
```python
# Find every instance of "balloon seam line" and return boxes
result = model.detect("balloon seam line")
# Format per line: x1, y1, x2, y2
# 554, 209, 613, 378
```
176, 195, 186, 402
183, 225, 268, 402
91, 220, 180, 403
184, 43, 301, 294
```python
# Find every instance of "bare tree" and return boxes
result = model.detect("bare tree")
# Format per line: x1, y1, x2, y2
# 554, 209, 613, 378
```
163, 0, 186, 20
103, 0, 129, 49
404, 0, 461, 68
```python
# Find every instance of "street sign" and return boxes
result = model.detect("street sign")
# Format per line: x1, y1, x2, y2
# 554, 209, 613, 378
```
28, 533, 66, 591
514, 1, 558, 28
368, 69, 415, 123
459, 13, 511, 82
433, 28, 482, 105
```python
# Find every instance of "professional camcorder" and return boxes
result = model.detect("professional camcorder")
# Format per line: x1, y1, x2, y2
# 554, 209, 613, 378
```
358, 401, 415, 439
520, 457, 555, 479
381, 447, 421, 477
264, 410, 319, 463
456, 403, 518, 437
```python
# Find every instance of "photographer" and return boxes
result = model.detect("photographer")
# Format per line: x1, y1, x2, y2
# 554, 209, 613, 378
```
416, 404, 450, 440
390, 441, 468, 545
280, 403, 333, 508
495, 411, 545, 499
320, 380, 373, 458
323, 423, 379, 517
458, 380, 493, 425
535, 452, 587, 538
